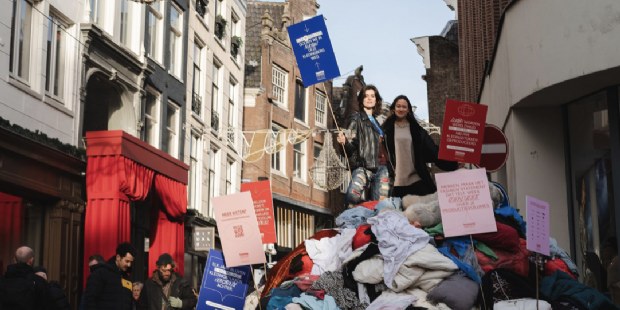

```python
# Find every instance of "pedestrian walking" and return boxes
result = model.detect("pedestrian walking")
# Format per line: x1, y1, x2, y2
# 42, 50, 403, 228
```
0, 246, 52, 310
138, 253, 196, 310
82, 242, 135, 310
337, 84, 392, 206
382, 95, 458, 197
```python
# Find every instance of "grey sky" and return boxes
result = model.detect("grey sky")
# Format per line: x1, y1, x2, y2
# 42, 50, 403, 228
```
316, 1, 454, 121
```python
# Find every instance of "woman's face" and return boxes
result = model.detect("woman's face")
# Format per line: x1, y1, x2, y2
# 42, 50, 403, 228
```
393, 99, 410, 119
362, 89, 377, 110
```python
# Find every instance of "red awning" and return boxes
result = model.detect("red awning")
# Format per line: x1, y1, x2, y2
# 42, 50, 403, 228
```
84, 131, 188, 285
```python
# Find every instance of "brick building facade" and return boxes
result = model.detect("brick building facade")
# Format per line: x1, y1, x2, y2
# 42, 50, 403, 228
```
243, 0, 342, 253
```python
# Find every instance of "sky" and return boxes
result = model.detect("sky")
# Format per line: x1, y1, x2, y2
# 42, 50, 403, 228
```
315, 1, 455, 121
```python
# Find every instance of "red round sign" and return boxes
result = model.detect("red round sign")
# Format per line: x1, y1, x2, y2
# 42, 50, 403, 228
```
476, 124, 508, 172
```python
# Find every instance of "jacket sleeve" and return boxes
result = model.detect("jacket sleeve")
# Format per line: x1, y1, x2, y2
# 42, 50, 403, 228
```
179, 280, 197, 310
343, 115, 359, 159
82, 271, 103, 308
421, 130, 458, 171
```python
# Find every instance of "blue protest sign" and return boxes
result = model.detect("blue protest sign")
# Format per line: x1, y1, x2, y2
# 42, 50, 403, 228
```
287, 14, 340, 87
196, 250, 251, 310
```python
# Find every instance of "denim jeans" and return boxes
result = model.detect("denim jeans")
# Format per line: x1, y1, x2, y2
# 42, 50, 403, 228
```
345, 165, 392, 205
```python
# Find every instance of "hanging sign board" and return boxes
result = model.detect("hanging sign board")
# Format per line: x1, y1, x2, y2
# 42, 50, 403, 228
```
436, 168, 497, 237
287, 14, 340, 87
240, 180, 276, 244
196, 250, 251, 310
526, 196, 550, 256
438, 99, 488, 164
213, 192, 266, 267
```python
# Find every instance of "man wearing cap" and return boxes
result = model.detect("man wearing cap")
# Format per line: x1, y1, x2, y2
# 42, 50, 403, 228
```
138, 253, 196, 310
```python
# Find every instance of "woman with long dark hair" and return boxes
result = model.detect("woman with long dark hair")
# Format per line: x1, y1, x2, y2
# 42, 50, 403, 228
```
382, 95, 457, 197
337, 85, 392, 206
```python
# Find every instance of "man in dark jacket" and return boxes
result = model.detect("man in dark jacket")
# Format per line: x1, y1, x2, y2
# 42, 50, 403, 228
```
82, 242, 135, 310
138, 253, 197, 310
34, 266, 70, 310
0, 246, 51, 309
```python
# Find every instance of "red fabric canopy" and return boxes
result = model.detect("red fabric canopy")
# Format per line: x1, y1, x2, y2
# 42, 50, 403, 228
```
0, 192, 23, 273
150, 174, 187, 274
84, 131, 189, 286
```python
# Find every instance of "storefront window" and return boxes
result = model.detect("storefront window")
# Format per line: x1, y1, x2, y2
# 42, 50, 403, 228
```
567, 90, 615, 291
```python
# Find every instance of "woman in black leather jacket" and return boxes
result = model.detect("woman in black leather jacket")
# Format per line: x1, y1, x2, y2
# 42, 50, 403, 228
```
382, 95, 458, 197
337, 85, 392, 206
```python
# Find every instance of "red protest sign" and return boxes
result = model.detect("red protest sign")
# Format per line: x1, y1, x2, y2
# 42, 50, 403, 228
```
438, 100, 488, 164
240, 180, 276, 244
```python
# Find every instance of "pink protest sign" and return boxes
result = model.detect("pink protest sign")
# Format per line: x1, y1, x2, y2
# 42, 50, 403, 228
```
436, 168, 497, 237
213, 192, 266, 267
526, 195, 550, 256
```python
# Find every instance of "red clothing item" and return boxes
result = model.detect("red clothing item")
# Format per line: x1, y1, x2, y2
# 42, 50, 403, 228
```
352, 224, 373, 250
358, 201, 379, 211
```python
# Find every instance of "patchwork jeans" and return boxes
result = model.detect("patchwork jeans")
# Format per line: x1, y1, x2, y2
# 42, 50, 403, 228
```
345, 165, 392, 205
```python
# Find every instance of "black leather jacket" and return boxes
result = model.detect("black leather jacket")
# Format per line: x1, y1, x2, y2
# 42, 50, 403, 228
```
342, 112, 386, 171
383, 117, 458, 192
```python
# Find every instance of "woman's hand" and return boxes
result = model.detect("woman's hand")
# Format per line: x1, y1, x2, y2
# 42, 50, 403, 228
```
337, 131, 347, 145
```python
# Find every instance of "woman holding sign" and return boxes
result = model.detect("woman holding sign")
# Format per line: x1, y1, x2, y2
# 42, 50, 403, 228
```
337, 85, 392, 206
382, 95, 458, 197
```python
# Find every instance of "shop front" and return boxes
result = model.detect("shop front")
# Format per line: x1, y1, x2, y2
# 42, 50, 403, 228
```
84, 130, 189, 283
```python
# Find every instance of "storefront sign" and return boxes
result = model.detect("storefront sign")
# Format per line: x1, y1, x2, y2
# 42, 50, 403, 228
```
439, 100, 488, 164
287, 15, 340, 87
436, 168, 497, 237
240, 180, 276, 244
197, 249, 251, 310
213, 192, 266, 267
194, 227, 215, 251
526, 196, 550, 256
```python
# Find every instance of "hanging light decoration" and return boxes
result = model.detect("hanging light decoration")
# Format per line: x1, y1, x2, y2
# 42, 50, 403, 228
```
309, 132, 346, 190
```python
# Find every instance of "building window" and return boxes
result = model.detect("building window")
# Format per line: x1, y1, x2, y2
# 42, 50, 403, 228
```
89, 0, 102, 24
228, 79, 237, 144
211, 60, 222, 132
207, 148, 219, 217
144, 89, 160, 148
10, 0, 33, 81
189, 132, 202, 210
45, 15, 66, 99
271, 124, 285, 173
293, 141, 307, 181
276, 208, 315, 249
294, 80, 306, 122
272, 65, 288, 107
313, 143, 324, 188
340, 154, 350, 194
119, 0, 130, 46
196, 0, 207, 18
163, 101, 180, 157
169, 3, 183, 78
146, 1, 163, 63
230, 13, 240, 60
315, 90, 326, 127
192, 40, 204, 116
226, 159, 234, 194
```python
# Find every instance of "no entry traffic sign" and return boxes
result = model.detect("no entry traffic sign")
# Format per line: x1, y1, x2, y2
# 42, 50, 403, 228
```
476, 124, 508, 172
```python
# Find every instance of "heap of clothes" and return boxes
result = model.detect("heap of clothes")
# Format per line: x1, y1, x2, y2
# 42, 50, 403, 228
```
245, 181, 618, 310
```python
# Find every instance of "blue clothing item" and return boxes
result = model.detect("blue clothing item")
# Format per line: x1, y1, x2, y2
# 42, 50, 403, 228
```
345, 166, 392, 205
291, 293, 340, 310
550, 238, 579, 276
267, 284, 303, 310
335, 206, 375, 229
437, 245, 481, 283
374, 197, 402, 212
495, 205, 527, 236
541, 270, 618, 310
368, 115, 384, 137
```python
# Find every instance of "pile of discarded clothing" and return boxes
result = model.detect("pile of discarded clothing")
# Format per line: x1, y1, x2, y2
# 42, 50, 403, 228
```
245, 182, 617, 310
